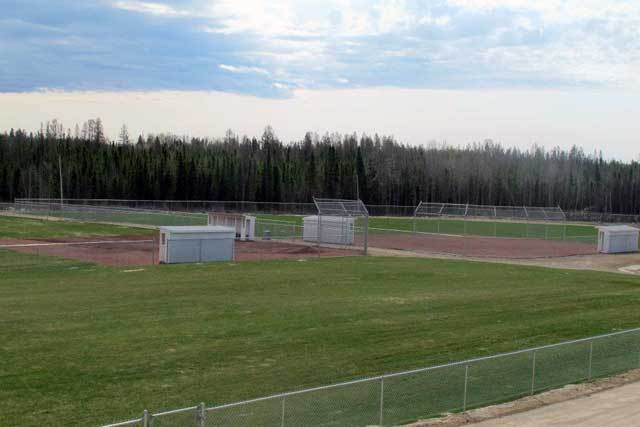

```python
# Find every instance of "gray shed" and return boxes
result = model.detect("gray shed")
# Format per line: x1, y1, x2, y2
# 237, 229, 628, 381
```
159, 226, 235, 264
597, 225, 639, 254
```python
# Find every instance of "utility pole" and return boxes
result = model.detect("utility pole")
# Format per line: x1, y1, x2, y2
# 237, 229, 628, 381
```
58, 155, 64, 207
355, 173, 360, 200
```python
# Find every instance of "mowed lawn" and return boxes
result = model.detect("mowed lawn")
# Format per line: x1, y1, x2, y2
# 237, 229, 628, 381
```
2, 245, 640, 425
257, 214, 598, 242
0, 215, 154, 239
15, 207, 207, 228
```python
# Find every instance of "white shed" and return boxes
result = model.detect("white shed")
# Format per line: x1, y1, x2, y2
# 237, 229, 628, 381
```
159, 226, 235, 263
597, 225, 639, 254
303, 215, 355, 245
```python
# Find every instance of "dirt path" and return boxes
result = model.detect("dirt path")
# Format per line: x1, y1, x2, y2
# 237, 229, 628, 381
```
368, 246, 640, 276
410, 369, 640, 427
364, 233, 596, 259
471, 380, 640, 427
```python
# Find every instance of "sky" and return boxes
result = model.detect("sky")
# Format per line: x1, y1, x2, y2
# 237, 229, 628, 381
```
1, 0, 640, 159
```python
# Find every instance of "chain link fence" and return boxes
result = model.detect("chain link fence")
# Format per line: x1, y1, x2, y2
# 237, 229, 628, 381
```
1, 200, 619, 258
103, 328, 640, 427
9, 201, 207, 226
13, 199, 640, 224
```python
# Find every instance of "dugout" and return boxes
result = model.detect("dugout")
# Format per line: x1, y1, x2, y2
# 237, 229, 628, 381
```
159, 226, 235, 263
208, 212, 256, 241
303, 215, 355, 245
304, 198, 369, 254
597, 225, 639, 254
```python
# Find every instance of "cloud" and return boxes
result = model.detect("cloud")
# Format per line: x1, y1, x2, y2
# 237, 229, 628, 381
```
3, 0, 640, 94
219, 64, 270, 76
111, 1, 192, 17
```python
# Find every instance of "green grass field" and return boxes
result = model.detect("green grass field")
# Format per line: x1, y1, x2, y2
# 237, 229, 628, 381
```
1, 218, 639, 426
17, 206, 207, 228
0, 215, 153, 239
15, 205, 599, 244
257, 214, 598, 243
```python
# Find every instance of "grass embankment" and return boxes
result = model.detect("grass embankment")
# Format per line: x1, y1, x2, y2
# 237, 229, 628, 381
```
0, 215, 153, 239
1, 249, 639, 425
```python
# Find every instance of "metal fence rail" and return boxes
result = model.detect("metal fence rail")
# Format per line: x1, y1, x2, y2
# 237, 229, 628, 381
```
102, 327, 640, 427
15, 199, 640, 224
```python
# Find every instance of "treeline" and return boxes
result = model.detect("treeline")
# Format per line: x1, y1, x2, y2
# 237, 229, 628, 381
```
1, 121, 640, 213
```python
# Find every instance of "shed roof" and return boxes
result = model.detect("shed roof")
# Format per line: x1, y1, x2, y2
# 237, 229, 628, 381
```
159, 226, 235, 233
596, 225, 639, 233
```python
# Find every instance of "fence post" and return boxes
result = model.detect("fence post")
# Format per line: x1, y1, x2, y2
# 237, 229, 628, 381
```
530, 350, 536, 395
142, 409, 149, 427
379, 377, 385, 427
463, 365, 469, 411
588, 341, 594, 380
281, 396, 286, 427
364, 216, 369, 256
197, 402, 205, 427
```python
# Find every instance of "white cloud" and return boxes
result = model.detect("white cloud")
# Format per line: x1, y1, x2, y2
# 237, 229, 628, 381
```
204, 0, 450, 37
218, 64, 270, 76
106, 0, 640, 91
446, 0, 640, 24
111, 1, 192, 16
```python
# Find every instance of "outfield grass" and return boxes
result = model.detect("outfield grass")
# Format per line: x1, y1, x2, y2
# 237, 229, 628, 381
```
257, 214, 598, 242
18, 207, 207, 228
0, 215, 153, 239
2, 245, 640, 426
14, 206, 599, 244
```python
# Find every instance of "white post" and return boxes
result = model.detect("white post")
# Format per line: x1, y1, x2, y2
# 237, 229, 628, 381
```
530, 351, 537, 395
58, 155, 64, 208
588, 341, 594, 380
379, 377, 385, 427
463, 365, 469, 411
364, 216, 369, 256
281, 396, 286, 427
142, 410, 149, 427
198, 402, 206, 427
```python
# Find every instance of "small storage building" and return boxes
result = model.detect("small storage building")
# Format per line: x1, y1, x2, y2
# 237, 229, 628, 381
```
597, 225, 639, 254
303, 215, 355, 245
159, 226, 235, 264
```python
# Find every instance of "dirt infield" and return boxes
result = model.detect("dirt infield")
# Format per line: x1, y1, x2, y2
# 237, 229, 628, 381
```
234, 240, 356, 261
0, 231, 597, 267
0, 236, 157, 266
0, 236, 356, 266
365, 232, 597, 259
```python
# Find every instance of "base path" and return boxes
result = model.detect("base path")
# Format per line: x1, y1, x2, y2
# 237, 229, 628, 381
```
364, 232, 596, 259
0, 236, 357, 266
234, 240, 357, 261
472, 380, 640, 427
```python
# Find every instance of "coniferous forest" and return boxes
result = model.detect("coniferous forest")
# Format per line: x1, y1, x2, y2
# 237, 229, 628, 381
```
1, 119, 640, 214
